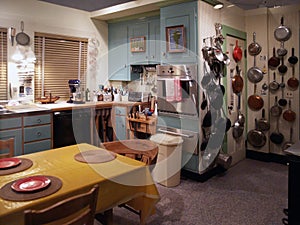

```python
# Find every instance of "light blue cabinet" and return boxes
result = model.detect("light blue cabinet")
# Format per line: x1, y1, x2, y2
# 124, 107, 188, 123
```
113, 106, 127, 140
160, 1, 198, 64
0, 129, 22, 156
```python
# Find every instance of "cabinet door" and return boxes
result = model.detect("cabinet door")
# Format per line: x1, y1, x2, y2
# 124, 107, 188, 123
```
160, 1, 198, 64
108, 23, 129, 80
24, 140, 51, 154
149, 18, 161, 64
0, 129, 22, 156
115, 116, 127, 140
128, 22, 149, 65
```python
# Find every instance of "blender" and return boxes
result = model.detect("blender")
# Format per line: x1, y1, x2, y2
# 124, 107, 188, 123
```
67, 79, 84, 104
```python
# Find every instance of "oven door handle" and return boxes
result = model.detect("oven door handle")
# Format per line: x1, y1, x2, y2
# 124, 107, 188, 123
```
157, 77, 193, 81
158, 128, 194, 138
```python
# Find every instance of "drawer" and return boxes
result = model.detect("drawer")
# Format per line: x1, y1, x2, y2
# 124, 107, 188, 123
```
114, 107, 126, 115
24, 125, 51, 142
24, 139, 51, 154
24, 114, 51, 126
0, 117, 22, 130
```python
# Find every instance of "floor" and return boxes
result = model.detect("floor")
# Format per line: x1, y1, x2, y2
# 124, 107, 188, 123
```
95, 158, 288, 225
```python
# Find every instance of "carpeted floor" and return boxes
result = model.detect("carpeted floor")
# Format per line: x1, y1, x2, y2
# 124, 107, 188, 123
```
109, 158, 288, 225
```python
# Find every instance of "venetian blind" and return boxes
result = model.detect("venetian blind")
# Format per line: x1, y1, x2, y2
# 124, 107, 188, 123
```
34, 33, 88, 100
0, 28, 8, 100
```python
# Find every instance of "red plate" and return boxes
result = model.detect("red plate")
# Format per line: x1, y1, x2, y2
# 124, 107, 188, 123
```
0, 158, 21, 169
11, 176, 51, 192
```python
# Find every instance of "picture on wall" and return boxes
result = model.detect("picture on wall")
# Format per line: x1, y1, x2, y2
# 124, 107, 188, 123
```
166, 25, 186, 53
130, 36, 146, 52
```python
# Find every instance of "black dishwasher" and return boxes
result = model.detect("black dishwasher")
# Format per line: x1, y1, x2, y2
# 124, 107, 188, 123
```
53, 109, 91, 148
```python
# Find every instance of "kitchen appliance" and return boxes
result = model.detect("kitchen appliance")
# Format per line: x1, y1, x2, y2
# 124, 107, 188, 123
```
156, 64, 198, 117
67, 79, 84, 104
128, 92, 150, 102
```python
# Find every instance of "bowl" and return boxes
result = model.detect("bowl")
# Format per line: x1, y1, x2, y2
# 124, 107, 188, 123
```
36, 96, 60, 104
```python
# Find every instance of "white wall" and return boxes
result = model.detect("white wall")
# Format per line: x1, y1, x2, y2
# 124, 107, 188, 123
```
0, 0, 108, 97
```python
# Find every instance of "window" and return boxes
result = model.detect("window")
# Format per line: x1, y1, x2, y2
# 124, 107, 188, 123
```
34, 33, 88, 100
0, 28, 7, 100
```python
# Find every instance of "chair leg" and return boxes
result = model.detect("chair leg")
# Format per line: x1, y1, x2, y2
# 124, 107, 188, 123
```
95, 209, 113, 225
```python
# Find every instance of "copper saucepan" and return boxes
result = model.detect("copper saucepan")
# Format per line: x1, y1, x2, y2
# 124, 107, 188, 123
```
283, 99, 296, 122
232, 65, 243, 94
247, 84, 264, 111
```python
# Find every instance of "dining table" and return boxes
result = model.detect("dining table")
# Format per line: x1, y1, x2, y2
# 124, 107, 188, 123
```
0, 143, 160, 225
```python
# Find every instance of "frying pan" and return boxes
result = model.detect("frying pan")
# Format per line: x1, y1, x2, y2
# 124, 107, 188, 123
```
257, 108, 270, 131
201, 92, 208, 110
287, 65, 299, 91
288, 48, 298, 65
278, 75, 287, 107
274, 17, 292, 42
232, 95, 244, 139
268, 47, 280, 69
282, 127, 294, 151
278, 57, 288, 74
247, 55, 263, 83
16, 21, 30, 46
237, 93, 245, 125
247, 119, 266, 148
277, 41, 288, 57
270, 96, 282, 117
248, 32, 262, 56
283, 99, 296, 122
232, 65, 244, 94
247, 84, 264, 111
269, 72, 279, 93
233, 40, 242, 62
270, 118, 284, 145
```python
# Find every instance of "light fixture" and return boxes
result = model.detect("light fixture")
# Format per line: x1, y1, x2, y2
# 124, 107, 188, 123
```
202, 0, 224, 9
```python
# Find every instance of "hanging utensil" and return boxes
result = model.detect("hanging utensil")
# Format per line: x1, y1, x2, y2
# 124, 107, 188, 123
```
232, 65, 244, 94
233, 40, 242, 62
247, 118, 266, 148
270, 96, 282, 117
274, 16, 292, 42
288, 47, 298, 65
248, 32, 262, 56
270, 118, 284, 145
247, 83, 264, 111
282, 127, 294, 151
278, 75, 287, 107
237, 93, 245, 125
278, 56, 288, 74
268, 47, 280, 69
283, 99, 296, 122
269, 72, 280, 93
247, 55, 263, 83
287, 65, 299, 91
201, 92, 208, 110
15, 21, 30, 46
257, 108, 270, 131
277, 41, 288, 57
232, 94, 244, 139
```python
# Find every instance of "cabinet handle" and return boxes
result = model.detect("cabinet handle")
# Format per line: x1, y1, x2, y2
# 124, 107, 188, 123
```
124, 64, 127, 68
37, 119, 41, 123
37, 132, 42, 136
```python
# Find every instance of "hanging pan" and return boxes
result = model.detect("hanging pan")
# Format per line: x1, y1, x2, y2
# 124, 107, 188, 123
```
277, 41, 288, 57
16, 21, 30, 46
287, 65, 299, 91
270, 96, 282, 117
278, 75, 287, 107
283, 99, 296, 122
248, 32, 262, 56
233, 40, 242, 62
270, 118, 284, 145
247, 83, 264, 111
282, 127, 294, 151
232, 94, 244, 139
268, 47, 280, 69
247, 55, 263, 83
257, 108, 270, 132
247, 119, 266, 148
232, 65, 244, 94
269, 72, 280, 93
278, 57, 288, 74
288, 47, 298, 65
274, 17, 292, 42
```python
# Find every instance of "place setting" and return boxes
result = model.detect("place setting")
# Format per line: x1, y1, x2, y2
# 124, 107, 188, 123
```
74, 149, 117, 164
0, 175, 62, 201
0, 157, 33, 176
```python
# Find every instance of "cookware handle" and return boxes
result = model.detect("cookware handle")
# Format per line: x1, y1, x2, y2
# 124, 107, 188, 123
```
158, 128, 194, 138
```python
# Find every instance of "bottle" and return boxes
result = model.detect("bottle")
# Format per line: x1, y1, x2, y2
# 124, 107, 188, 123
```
85, 88, 90, 102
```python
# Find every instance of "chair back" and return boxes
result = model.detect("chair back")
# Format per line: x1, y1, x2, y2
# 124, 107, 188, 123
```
0, 138, 14, 159
24, 184, 99, 225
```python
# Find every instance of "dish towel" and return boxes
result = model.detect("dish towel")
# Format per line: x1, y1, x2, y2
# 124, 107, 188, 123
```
175, 77, 182, 102
165, 79, 176, 102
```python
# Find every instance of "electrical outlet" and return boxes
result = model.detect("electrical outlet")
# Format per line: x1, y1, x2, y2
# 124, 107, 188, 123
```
285, 91, 293, 98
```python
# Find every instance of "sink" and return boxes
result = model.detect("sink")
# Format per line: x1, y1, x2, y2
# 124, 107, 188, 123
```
0, 109, 13, 115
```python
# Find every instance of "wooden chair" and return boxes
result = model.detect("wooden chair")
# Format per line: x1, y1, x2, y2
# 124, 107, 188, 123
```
24, 184, 99, 225
0, 138, 14, 159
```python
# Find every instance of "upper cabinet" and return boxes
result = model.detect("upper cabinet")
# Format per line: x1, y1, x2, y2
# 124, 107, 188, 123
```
160, 1, 198, 65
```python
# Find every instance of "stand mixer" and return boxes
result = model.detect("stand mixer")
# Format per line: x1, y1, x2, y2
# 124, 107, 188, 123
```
67, 79, 84, 104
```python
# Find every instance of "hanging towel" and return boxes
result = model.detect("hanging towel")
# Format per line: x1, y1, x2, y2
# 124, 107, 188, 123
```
175, 77, 182, 102
165, 79, 176, 102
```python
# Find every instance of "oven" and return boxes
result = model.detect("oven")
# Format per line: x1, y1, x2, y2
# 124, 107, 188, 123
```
156, 64, 198, 117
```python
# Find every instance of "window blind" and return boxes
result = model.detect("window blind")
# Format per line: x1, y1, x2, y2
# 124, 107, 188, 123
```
0, 28, 7, 100
34, 33, 88, 100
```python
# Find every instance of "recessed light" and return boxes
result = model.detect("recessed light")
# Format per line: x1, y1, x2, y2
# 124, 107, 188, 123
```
214, 3, 224, 9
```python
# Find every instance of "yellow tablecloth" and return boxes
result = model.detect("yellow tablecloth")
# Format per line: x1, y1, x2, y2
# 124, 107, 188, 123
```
0, 143, 160, 225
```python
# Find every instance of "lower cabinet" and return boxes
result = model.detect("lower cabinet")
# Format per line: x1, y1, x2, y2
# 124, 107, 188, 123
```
113, 106, 127, 140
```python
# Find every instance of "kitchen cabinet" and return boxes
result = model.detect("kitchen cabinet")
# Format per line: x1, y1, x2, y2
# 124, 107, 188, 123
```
0, 117, 22, 156
23, 113, 51, 154
160, 1, 198, 64
128, 17, 160, 65
112, 106, 127, 140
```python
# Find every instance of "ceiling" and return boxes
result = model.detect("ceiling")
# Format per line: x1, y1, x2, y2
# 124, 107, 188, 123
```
38, 0, 300, 11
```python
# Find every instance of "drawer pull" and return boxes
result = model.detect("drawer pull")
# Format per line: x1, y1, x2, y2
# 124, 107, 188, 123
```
37, 132, 42, 136
37, 119, 42, 123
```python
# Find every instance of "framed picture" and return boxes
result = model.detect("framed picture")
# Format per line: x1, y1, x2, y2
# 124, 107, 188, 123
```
166, 25, 186, 53
130, 36, 146, 52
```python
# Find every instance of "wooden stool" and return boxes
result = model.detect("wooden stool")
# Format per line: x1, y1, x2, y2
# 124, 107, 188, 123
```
101, 139, 158, 165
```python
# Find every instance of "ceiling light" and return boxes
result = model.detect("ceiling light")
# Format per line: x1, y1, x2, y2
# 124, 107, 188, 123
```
214, 3, 224, 9
202, 0, 224, 9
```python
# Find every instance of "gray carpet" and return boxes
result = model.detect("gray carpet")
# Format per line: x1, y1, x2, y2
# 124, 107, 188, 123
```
111, 158, 288, 225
